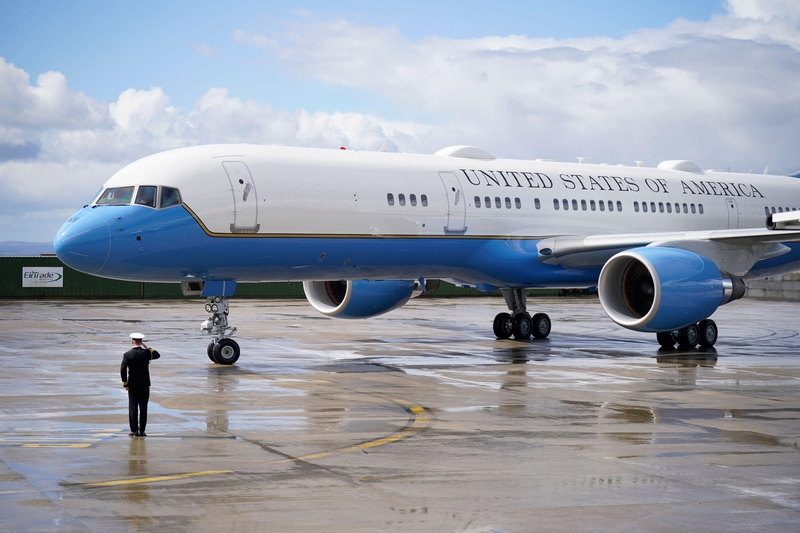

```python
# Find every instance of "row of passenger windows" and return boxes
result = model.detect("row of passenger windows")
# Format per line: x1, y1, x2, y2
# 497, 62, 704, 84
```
96, 185, 182, 209
474, 196, 525, 209
555, 198, 625, 212
634, 201, 704, 214
386, 193, 428, 207
766, 206, 798, 214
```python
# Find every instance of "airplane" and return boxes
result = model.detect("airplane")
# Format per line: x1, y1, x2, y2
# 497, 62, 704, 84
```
53, 144, 800, 364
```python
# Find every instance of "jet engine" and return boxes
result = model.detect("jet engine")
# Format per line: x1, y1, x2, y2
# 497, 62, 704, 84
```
303, 279, 416, 319
598, 247, 745, 333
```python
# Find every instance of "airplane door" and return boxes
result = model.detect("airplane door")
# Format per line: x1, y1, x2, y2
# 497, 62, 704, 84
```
726, 198, 739, 229
222, 161, 259, 233
439, 172, 467, 234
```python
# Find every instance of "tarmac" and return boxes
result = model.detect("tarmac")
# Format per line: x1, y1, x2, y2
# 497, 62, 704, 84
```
0, 296, 799, 532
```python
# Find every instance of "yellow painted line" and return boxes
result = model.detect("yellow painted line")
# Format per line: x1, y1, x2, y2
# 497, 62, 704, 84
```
274, 398, 430, 464
22, 443, 94, 449
78, 470, 233, 488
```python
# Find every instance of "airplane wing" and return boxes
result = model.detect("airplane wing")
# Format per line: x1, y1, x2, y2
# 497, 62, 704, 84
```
536, 211, 800, 276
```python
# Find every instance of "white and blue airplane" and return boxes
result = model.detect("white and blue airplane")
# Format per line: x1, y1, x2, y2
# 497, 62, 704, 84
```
54, 144, 800, 364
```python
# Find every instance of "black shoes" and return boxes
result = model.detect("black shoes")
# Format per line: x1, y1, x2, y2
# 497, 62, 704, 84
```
129, 431, 146, 437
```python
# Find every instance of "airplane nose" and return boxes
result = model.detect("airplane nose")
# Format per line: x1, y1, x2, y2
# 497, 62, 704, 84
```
54, 211, 111, 274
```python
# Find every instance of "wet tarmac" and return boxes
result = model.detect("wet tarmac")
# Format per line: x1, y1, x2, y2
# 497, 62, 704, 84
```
0, 296, 799, 532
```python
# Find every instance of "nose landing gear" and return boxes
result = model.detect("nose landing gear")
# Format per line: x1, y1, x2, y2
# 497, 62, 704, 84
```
201, 296, 240, 364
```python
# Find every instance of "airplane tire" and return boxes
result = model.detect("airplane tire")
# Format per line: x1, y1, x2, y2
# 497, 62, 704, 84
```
512, 314, 533, 340
213, 339, 240, 365
698, 319, 718, 347
493, 313, 513, 339
531, 313, 551, 339
677, 324, 699, 349
207, 341, 217, 363
656, 331, 675, 349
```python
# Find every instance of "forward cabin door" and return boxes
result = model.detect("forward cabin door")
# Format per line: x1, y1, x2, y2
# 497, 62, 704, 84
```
222, 161, 259, 233
439, 171, 467, 234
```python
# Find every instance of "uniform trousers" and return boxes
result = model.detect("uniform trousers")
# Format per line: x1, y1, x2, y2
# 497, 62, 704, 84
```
128, 387, 150, 434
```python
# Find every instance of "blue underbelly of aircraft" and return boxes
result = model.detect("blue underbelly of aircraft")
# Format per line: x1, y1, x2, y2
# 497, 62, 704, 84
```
54, 205, 601, 288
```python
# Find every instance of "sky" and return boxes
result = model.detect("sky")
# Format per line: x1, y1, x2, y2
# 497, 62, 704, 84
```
1, 0, 799, 242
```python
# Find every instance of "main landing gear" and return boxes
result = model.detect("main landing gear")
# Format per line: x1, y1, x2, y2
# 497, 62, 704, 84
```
656, 319, 718, 350
200, 296, 240, 364
492, 288, 551, 340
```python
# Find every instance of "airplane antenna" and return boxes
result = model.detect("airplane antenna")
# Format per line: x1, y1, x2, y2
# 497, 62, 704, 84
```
763, 166, 769, 175
380, 139, 390, 152
576, 157, 585, 164
748, 168, 752, 174
635, 161, 644, 167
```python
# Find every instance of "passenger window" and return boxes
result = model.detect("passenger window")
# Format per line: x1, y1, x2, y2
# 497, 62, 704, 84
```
485, 196, 491, 208
421, 194, 428, 207
634, 201, 639, 212
516, 198, 522, 209
563, 199, 569, 210
399, 193, 406, 206
765, 206, 770, 215
771, 207, 776, 214
642, 202, 648, 213
495, 197, 501, 209
650, 202, 656, 213
658, 202, 664, 213
691, 204, 696, 214
474, 196, 481, 208
699, 204, 704, 214
581, 199, 587, 211
410, 194, 417, 206
616, 201, 622, 212
160, 187, 182, 208
135, 186, 157, 208
682, 203, 688, 213
534, 198, 540, 210
387, 193, 394, 206
505, 197, 511, 209
674, 203, 680, 213
591, 199, 597, 211
608, 200, 614, 212
599, 200, 605, 212
571, 199, 578, 210
666, 203, 672, 213
553, 198, 560, 210
96, 186, 134, 205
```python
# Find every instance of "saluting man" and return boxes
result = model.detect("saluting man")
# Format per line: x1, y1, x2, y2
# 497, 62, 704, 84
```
121, 333, 161, 437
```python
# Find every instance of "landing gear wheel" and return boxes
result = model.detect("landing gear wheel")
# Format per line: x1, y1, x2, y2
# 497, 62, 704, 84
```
677, 324, 699, 349
512, 314, 533, 340
213, 339, 240, 365
656, 331, 676, 349
493, 312, 513, 339
207, 341, 217, 363
531, 313, 551, 339
698, 319, 718, 347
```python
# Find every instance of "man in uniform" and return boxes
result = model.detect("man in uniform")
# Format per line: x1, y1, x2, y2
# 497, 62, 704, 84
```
121, 333, 161, 437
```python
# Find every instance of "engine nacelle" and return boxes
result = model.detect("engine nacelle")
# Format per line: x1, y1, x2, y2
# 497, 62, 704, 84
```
303, 279, 416, 319
598, 247, 745, 332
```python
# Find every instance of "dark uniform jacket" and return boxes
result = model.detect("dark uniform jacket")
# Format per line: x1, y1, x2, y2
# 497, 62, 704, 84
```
121, 347, 161, 388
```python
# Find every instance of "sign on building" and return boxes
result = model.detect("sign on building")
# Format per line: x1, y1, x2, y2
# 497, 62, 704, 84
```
22, 267, 63, 288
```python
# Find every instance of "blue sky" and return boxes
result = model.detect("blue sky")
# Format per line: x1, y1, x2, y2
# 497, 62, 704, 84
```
1, 1, 724, 114
1, 0, 799, 242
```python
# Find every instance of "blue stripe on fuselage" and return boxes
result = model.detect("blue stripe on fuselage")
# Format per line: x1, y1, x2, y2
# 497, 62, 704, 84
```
61, 204, 601, 287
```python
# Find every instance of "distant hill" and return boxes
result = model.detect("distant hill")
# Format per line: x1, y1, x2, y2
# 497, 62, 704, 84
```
0, 241, 56, 257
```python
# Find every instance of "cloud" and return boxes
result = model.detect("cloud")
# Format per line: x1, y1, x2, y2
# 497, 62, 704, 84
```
234, 2, 800, 171
2, 0, 800, 241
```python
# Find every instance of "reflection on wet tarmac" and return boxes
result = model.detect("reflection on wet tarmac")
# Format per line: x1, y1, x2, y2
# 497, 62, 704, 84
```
2, 297, 800, 532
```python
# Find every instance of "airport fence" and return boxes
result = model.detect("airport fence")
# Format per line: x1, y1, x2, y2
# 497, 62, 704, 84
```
0, 256, 566, 300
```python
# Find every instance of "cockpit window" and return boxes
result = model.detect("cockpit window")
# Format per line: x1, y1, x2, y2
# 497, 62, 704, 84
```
135, 186, 157, 208
96, 186, 134, 205
160, 187, 182, 208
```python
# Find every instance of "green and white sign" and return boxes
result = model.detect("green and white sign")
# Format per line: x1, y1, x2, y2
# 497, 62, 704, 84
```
23, 267, 63, 288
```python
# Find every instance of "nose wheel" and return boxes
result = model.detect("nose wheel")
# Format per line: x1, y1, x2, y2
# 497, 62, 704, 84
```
201, 297, 240, 364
